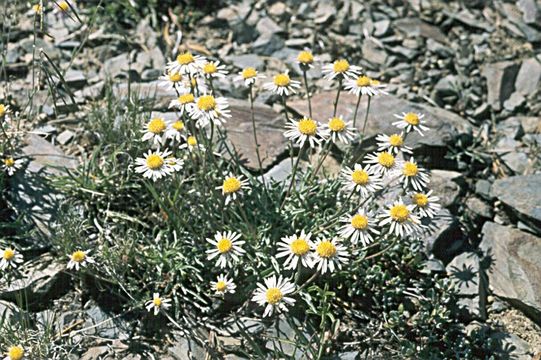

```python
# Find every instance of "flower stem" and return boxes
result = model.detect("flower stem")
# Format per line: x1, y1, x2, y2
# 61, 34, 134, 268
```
280, 144, 304, 211
303, 70, 312, 118
249, 85, 265, 178
358, 96, 372, 149
352, 94, 362, 129
332, 78, 343, 118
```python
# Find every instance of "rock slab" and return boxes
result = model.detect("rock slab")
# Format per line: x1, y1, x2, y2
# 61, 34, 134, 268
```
480, 222, 541, 324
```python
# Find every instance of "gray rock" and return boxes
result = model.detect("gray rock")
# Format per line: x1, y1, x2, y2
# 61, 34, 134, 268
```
22, 134, 78, 174
261, 158, 292, 183
501, 151, 529, 175
288, 92, 472, 152
141, 68, 161, 81
514, 56, 541, 95
475, 180, 493, 200
168, 333, 206, 360
481, 61, 520, 111
0, 254, 68, 310
518, 116, 541, 133
393, 18, 447, 43
430, 170, 462, 208
268, 2, 288, 18
517, 0, 541, 25
64, 69, 86, 89
101, 53, 131, 79
265, 318, 310, 359
253, 33, 285, 56
489, 332, 532, 360
78, 81, 104, 100
314, 2, 336, 24
56, 130, 75, 145
503, 92, 525, 112
226, 54, 265, 70
466, 196, 493, 219
447, 252, 480, 297
84, 301, 128, 339
420, 258, 446, 273
496, 117, 525, 140
373, 19, 391, 37
480, 222, 541, 323
362, 38, 388, 65
491, 174, 541, 224
256, 17, 283, 35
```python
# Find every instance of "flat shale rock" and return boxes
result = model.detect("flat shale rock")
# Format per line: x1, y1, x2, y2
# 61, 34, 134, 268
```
480, 222, 541, 323
288, 92, 471, 151
481, 61, 520, 111
491, 174, 541, 224
22, 134, 78, 174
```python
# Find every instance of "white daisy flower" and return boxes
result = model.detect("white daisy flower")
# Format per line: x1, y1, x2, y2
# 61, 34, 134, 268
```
399, 158, 430, 191
169, 92, 196, 116
364, 151, 403, 176
340, 164, 383, 197
284, 117, 325, 148
158, 71, 187, 92
252, 275, 296, 317
141, 117, 168, 145
392, 112, 429, 136
323, 116, 357, 144
206, 231, 245, 268
189, 94, 231, 127
201, 60, 228, 79
2, 157, 24, 176
276, 230, 314, 270
4, 345, 25, 360
216, 173, 250, 205
165, 119, 186, 143
54, 0, 75, 14
166, 51, 206, 76
0, 104, 11, 118
409, 190, 441, 218
165, 157, 183, 172
379, 199, 422, 238
0, 248, 23, 270
339, 209, 380, 246
264, 73, 301, 96
211, 274, 236, 296
67, 250, 95, 271
344, 75, 388, 97
179, 135, 205, 153
322, 59, 362, 81
134, 149, 175, 181
375, 133, 412, 154
312, 238, 348, 274
296, 50, 315, 70
145, 292, 172, 316
234, 67, 265, 87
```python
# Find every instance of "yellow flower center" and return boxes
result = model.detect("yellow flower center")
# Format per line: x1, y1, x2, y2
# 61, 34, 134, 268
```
215, 281, 227, 292
0, 104, 5, 116
297, 118, 317, 136
172, 121, 184, 131
147, 118, 166, 134
146, 154, 164, 170
33, 4, 42, 13
58, 1, 69, 11
242, 67, 257, 79
71, 250, 86, 263
356, 76, 371, 87
3, 248, 15, 261
197, 95, 216, 111
153, 297, 162, 307
179, 93, 195, 104
297, 51, 314, 64
203, 63, 217, 74
403, 162, 418, 177
388, 134, 404, 147
290, 238, 310, 256
351, 169, 369, 185
412, 193, 429, 207
370, 79, 381, 86
390, 205, 410, 223
217, 238, 233, 253
333, 59, 350, 73
273, 73, 291, 87
265, 287, 283, 305
316, 240, 336, 258
377, 152, 395, 168
4, 158, 15, 167
222, 177, 241, 194
7, 346, 24, 360
168, 72, 182, 82
404, 112, 420, 126
176, 52, 195, 65
351, 215, 368, 230
328, 117, 346, 132
187, 136, 197, 146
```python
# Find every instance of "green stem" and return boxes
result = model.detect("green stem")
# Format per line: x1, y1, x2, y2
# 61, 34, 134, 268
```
352, 94, 362, 129
358, 96, 372, 149
309, 140, 333, 182
332, 78, 343, 118
249, 85, 265, 177
280, 144, 305, 211
303, 70, 312, 118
